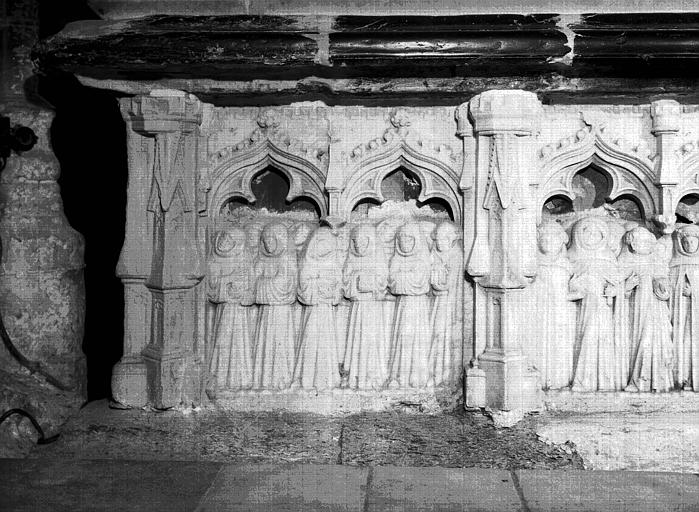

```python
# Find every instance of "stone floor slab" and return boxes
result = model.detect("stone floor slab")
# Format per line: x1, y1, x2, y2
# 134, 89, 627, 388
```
365, 466, 522, 512
195, 464, 368, 511
0, 458, 223, 512
518, 470, 699, 512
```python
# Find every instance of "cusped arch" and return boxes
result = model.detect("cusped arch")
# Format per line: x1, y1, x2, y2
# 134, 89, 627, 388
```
339, 143, 462, 224
537, 129, 658, 222
209, 140, 328, 217
676, 152, 699, 213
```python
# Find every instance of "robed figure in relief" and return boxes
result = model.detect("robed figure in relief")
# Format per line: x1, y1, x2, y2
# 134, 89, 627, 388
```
252, 222, 298, 390
620, 227, 674, 393
388, 222, 433, 388
428, 221, 463, 387
670, 224, 699, 391
292, 227, 343, 390
568, 216, 624, 392
524, 221, 576, 390
343, 224, 389, 389
207, 227, 255, 391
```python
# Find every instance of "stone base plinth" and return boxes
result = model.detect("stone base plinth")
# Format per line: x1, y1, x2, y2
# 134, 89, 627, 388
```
212, 387, 461, 414
111, 358, 148, 408
543, 389, 699, 414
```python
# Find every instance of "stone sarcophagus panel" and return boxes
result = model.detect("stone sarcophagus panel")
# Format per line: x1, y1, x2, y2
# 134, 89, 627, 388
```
112, 89, 699, 412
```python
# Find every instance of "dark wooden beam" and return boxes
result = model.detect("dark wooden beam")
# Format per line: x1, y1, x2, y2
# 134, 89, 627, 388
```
34, 13, 699, 97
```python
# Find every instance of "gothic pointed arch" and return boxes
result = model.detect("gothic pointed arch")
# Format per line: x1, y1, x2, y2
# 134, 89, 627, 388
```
676, 142, 699, 212
331, 109, 462, 223
536, 125, 658, 222
207, 110, 329, 217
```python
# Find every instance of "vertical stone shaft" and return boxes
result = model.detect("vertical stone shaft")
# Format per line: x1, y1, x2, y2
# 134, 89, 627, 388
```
111, 108, 155, 407
457, 90, 543, 410
651, 99, 681, 230
119, 91, 204, 409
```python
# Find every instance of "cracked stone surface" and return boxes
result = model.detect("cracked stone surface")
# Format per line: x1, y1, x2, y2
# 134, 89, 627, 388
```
29, 400, 583, 470
535, 412, 699, 473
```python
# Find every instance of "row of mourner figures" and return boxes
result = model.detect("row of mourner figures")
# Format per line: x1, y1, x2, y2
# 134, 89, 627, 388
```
206, 219, 464, 392
527, 215, 699, 393
206, 212, 699, 395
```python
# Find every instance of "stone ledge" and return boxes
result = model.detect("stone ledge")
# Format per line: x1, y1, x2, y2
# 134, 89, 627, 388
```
211, 387, 461, 414
543, 389, 699, 414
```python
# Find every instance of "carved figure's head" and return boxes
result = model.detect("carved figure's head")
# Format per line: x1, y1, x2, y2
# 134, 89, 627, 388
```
292, 222, 313, 250
214, 227, 246, 257
571, 216, 608, 251
434, 222, 460, 252
396, 223, 424, 256
537, 221, 568, 256
623, 227, 656, 256
349, 224, 375, 257
304, 226, 337, 261
246, 223, 264, 250
677, 224, 699, 255
260, 222, 289, 256
606, 220, 628, 257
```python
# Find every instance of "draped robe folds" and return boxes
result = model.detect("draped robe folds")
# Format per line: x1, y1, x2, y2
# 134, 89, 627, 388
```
252, 233, 297, 390
670, 257, 699, 391
570, 257, 624, 392
388, 229, 432, 388
343, 260, 388, 390
524, 257, 575, 390
293, 230, 343, 390
428, 245, 464, 387
207, 245, 254, 391
625, 264, 674, 392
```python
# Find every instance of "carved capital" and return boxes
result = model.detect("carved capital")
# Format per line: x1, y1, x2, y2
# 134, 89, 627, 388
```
651, 99, 681, 134
124, 90, 203, 134
467, 90, 542, 135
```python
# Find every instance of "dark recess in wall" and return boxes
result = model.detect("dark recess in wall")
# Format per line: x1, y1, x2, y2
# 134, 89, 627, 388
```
38, 1, 126, 401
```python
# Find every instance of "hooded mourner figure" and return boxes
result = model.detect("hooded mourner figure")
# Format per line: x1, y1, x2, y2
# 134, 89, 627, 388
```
670, 223, 699, 391
292, 226, 343, 390
619, 226, 674, 392
523, 221, 576, 390
428, 221, 464, 387
342, 223, 389, 389
207, 227, 255, 392
568, 216, 624, 392
252, 222, 298, 390
387, 222, 433, 388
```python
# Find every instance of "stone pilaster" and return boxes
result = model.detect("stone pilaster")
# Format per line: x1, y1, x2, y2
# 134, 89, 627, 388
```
650, 99, 681, 232
119, 90, 204, 409
111, 108, 154, 407
456, 90, 543, 410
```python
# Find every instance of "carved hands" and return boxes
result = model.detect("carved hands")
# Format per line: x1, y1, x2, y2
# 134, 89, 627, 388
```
653, 277, 671, 301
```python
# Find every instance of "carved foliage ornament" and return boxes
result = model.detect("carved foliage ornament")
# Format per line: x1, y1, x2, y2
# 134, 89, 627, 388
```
349, 109, 459, 170
209, 109, 328, 170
